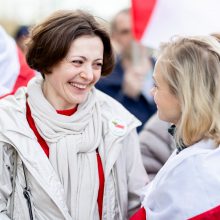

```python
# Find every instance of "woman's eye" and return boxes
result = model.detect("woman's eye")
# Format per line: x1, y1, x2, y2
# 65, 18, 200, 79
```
72, 60, 83, 65
93, 63, 103, 69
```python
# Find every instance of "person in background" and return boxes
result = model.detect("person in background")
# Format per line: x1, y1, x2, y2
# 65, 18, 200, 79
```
130, 35, 220, 219
0, 25, 35, 98
96, 8, 156, 132
139, 113, 174, 180
0, 10, 148, 220
110, 8, 132, 55
14, 25, 30, 54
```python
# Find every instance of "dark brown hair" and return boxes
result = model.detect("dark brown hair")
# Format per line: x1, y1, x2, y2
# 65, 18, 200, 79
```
26, 10, 115, 77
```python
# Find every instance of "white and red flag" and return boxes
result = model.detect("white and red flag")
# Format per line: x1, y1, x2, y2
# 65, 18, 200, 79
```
130, 139, 220, 220
0, 26, 35, 98
131, 0, 220, 48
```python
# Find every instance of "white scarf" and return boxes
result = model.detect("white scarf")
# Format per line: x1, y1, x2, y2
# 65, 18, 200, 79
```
27, 77, 102, 219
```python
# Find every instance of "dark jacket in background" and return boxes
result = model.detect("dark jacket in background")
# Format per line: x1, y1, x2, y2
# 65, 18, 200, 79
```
139, 113, 175, 180
96, 57, 156, 132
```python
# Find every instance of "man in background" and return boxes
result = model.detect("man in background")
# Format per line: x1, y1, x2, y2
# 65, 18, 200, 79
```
96, 8, 156, 132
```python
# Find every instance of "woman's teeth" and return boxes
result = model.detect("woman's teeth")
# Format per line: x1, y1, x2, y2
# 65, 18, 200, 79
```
70, 83, 87, 89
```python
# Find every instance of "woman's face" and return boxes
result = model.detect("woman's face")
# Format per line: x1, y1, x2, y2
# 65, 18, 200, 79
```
151, 60, 181, 124
43, 35, 104, 110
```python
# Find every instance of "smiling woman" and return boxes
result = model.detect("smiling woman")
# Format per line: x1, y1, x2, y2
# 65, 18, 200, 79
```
42, 36, 104, 110
0, 9, 148, 220
130, 35, 220, 220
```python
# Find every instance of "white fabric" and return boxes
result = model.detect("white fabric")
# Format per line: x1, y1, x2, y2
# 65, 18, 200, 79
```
27, 76, 101, 219
0, 81, 147, 219
141, 139, 220, 219
134, 0, 220, 49
0, 26, 20, 95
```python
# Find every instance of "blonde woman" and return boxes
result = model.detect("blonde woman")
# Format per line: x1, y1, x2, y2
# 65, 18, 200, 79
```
131, 36, 220, 219
0, 10, 148, 220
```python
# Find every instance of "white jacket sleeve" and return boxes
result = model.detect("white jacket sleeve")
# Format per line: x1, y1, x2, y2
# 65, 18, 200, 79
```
0, 142, 14, 219
125, 129, 149, 217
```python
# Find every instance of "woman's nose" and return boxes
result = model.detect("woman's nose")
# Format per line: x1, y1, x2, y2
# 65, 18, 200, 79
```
80, 65, 94, 81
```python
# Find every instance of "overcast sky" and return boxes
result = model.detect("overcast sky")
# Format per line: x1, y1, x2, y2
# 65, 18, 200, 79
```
0, 0, 130, 24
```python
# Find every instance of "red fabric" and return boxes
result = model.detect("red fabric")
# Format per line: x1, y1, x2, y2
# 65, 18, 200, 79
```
26, 103, 104, 219
96, 150, 105, 219
26, 102, 49, 157
130, 207, 146, 220
131, 0, 157, 41
129, 205, 220, 220
189, 205, 220, 220
56, 107, 77, 116
0, 47, 35, 99
13, 47, 35, 93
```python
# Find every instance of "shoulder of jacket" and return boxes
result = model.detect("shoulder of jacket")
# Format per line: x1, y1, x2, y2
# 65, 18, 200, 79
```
0, 88, 27, 132
0, 87, 26, 111
95, 89, 141, 128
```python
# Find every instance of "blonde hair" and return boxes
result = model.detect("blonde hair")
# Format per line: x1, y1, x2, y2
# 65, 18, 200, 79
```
158, 36, 220, 146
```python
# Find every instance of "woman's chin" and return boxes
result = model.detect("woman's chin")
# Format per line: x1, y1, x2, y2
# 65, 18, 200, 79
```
157, 112, 170, 123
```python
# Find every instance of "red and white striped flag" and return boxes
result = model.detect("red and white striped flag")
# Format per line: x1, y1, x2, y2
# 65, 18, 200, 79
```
131, 0, 220, 48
